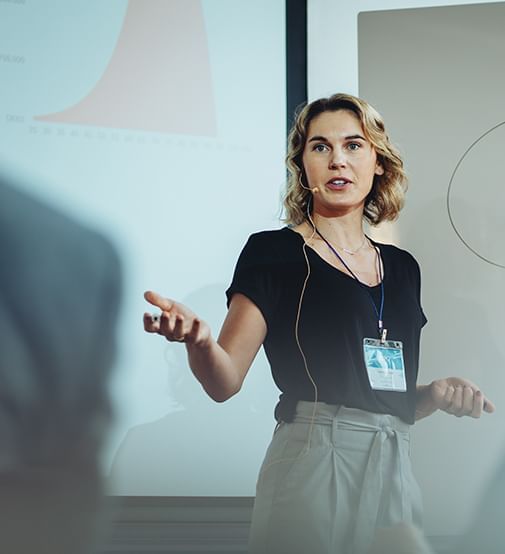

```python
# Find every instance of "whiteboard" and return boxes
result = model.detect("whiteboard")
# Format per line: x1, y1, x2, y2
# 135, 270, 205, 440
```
358, 2, 505, 536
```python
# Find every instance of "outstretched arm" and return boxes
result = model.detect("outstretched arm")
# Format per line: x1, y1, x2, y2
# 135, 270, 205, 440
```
143, 290, 266, 402
415, 377, 495, 421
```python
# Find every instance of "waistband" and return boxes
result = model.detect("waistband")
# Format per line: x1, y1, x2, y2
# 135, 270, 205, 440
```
292, 400, 411, 434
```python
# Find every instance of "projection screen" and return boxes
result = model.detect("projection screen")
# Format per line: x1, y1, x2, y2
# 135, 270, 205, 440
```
0, 0, 286, 496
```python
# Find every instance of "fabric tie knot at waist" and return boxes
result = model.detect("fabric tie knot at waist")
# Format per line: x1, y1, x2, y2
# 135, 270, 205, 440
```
382, 425, 396, 439
352, 421, 412, 554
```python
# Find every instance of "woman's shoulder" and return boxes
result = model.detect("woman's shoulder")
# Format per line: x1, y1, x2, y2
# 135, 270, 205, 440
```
238, 227, 302, 263
374, 240, 417, 258
373, 240, 422, 276
246, 226, 300, 249
248, 226, 297, 241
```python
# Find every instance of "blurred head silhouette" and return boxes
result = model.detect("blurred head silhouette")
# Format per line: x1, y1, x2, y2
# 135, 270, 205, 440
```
0, 172, 121, 554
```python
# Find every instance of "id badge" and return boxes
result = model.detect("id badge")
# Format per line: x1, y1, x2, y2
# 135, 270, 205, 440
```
363, 338, 406, 392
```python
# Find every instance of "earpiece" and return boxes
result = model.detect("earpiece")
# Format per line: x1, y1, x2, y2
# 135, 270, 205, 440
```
312, 186, 319, 193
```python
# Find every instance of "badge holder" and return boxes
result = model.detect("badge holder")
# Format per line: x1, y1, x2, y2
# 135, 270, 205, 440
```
363, 328, 407, 392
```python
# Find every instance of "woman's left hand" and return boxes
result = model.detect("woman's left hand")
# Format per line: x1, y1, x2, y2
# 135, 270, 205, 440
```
416, 377, 495, 421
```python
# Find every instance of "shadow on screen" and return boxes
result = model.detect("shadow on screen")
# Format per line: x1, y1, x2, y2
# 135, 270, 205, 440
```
110, 284, 272, 496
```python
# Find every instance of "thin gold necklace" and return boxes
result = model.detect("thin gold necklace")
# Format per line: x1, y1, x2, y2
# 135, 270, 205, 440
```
326, 234, 367, 255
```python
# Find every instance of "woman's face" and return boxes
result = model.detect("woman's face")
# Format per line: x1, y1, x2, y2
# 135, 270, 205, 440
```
301, 109, 384, 218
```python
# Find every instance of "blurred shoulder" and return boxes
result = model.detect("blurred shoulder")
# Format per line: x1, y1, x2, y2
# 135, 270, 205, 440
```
0, 176, 122, 331
0, 177, 121, 279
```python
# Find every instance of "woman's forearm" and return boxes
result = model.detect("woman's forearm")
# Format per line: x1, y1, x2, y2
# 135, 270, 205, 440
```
143, 291, 265, 403
186, 339, 242, 402
415, 383, 436, 421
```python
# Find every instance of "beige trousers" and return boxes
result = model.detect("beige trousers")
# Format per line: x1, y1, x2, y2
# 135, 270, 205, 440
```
249, 402, 423, 554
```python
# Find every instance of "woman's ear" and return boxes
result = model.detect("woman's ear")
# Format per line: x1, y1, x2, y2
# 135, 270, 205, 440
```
375, 162, 385, 176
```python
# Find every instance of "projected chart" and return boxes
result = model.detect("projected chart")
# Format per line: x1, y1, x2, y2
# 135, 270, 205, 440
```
34, 0, 216, 135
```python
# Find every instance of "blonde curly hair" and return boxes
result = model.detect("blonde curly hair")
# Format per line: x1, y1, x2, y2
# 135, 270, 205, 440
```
283, 93, 407, 225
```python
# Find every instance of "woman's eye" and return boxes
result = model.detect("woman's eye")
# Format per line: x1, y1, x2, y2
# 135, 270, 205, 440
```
347, 142, 361, 151
314, 143, 329, 152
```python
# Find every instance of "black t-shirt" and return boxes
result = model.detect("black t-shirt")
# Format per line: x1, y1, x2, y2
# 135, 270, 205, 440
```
226, 227, 427, 424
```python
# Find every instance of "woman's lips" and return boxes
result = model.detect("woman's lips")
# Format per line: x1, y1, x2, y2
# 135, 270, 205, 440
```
326, 178, 351, 190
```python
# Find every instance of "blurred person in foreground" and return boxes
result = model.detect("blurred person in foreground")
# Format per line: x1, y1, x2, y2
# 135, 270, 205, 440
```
0, 172, 121, 554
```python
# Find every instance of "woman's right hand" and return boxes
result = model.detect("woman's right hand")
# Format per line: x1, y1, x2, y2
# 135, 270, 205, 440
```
143, 290, 211, 346
144, 290, 266, 402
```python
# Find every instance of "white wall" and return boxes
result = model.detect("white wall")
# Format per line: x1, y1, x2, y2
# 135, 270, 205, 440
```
307, 0, 498, 99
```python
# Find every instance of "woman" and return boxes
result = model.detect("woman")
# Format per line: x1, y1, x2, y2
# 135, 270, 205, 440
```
143, 93, 494, 554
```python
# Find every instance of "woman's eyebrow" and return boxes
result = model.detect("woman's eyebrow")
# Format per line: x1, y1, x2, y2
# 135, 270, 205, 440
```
307, 135, 329, 143
307, 134, 367, 143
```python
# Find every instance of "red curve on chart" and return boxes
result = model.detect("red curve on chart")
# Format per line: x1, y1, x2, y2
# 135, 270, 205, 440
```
35, 0, 217, 136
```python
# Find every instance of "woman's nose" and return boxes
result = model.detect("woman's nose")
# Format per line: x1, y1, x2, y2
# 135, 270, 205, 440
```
329, 150, 347, 169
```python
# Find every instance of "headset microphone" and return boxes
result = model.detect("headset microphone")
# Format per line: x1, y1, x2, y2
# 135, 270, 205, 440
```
299, 174, 319, 194
261, 193, 319, 476
300, 184, 320, 194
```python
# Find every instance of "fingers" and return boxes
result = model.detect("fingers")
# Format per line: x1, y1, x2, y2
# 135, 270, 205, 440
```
172, 314, 185, 340
144, 290, 175, 311
154, 311, 208, 345
470, 390, 484, 418
442, 384, 455, 408
143, 312, 159, 333
483, 397, 496, 413
143, 291, 196, 343
159, 311, 187, 342
143, 310, 186, 344
143, 306, 186, 342
445, 385, 468, 417
434, 377, 496, 419
186, 318, 210, 345
186, 318, 201, 344
444, 385, 484, 418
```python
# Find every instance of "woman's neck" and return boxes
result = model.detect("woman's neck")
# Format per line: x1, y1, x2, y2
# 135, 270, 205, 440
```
310, 211, 366, 252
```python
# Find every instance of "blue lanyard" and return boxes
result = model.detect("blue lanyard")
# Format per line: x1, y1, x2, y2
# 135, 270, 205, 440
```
314, 227, 386, 341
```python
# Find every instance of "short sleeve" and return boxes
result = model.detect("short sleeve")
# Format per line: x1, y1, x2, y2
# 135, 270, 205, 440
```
408, 251, 428, 328
225, 233, 278, 329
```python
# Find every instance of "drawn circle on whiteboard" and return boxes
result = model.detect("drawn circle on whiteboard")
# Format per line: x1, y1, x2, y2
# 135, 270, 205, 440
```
447, 121, 505, 269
